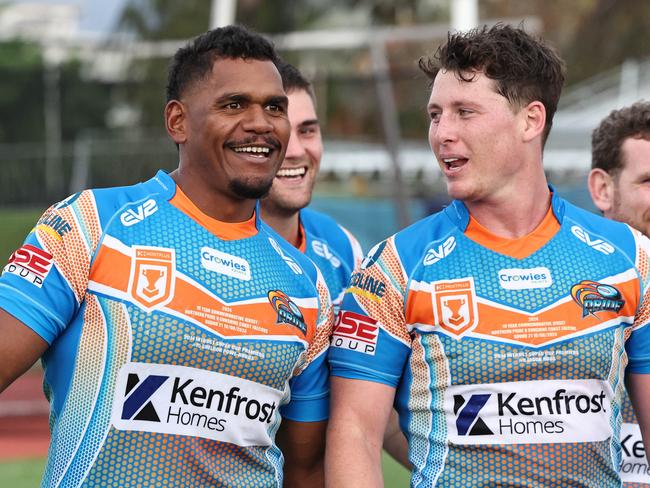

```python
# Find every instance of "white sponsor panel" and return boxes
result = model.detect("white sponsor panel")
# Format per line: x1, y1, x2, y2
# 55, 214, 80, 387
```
201, 247, 251, 281
620, 422, 650, 483
111, 362, 283, 447
445, 379, 613, 445
498, 267, 553, 290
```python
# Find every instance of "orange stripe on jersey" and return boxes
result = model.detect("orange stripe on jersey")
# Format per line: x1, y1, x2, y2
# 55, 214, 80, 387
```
465, 204, 560, 259
408, 278, 639, 346
170, 185, 258, 240
90, 245, 132, 292
90, 244, 317, 341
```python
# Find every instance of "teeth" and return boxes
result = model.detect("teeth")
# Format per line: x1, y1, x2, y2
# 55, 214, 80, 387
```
277, 167, 306, 177
234, 146, 270, 154
443, 158, 459, 163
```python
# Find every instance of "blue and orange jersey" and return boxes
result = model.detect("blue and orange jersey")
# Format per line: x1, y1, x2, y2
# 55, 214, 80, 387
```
329, 191, 650, 487
299, 208, 363, 312
0, 170, 334, 488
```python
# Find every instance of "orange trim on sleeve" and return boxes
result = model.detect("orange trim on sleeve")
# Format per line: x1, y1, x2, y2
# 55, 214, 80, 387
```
465, 204, 560, 259
169, 186, 258, 241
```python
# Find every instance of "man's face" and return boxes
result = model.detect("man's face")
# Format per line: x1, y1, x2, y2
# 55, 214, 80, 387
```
179, 57, 290, 200
609, 137, 650, 236
427, 70, 526, 204
263, 89, 322, 215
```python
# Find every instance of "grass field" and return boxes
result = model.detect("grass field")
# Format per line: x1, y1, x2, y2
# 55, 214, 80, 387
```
0, 207, 42, 262
0, 207, 411, 486
0, 454, 409, 486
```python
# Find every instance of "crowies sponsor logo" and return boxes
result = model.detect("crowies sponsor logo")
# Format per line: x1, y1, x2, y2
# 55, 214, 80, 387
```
360, 241, 387, 270
268, 237, 302, 274
112, 363, 282, 447
498, 267, 553, 290
620, 422, 650, 483
331, 311, 378, 355
348, 271, 386, 302
268, 290, 307, 334
120, 198, 158, 227
445, 379, 613, 445
201, 247, 251, 281
423, 236, 456, 266
570, 280, 624, 318
311, 240, 341, 268
3, 244, 53, 287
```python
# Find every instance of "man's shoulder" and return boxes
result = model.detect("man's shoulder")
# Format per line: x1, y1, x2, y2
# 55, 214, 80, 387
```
259, 220, 321, 282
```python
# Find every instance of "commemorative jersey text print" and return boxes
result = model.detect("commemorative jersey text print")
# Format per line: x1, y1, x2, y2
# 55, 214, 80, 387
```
329, 192, 650, 488
0, 171, 333, 488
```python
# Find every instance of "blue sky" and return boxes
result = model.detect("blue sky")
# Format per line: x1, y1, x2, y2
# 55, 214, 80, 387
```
11, 0, 130, 35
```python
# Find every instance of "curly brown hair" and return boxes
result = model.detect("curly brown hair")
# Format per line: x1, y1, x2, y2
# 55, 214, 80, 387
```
591, 101, 650, 175
419, 23, 566, 144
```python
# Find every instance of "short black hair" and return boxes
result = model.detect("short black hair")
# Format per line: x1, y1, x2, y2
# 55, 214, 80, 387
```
419, 23, 566, 145
592, 101, 650, 175
166, 25, 281, 103
277, 60, 316, 106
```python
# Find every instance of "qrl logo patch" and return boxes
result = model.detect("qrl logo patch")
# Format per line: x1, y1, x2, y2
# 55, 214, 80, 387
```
129, 246, 176, 311
432, 278, 478, 338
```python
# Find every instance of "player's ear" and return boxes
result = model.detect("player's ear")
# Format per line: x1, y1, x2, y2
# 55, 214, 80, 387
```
521, 101, 545, 143
165, 100, 187, 144
587, 168, 615, 215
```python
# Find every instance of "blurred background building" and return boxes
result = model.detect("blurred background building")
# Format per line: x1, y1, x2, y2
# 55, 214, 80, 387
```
1, 0, 650, 245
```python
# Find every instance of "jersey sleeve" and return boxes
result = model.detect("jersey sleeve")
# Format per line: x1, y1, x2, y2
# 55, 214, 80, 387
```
0, 191, 102, 344
626, 229, 650, 374
280, 268, 334, 422
328, 237, 412, 388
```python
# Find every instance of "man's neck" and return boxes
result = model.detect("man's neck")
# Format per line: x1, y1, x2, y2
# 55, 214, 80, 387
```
260, 209, 301, 248
169, 168, 256, 223
465, 183, 552, 239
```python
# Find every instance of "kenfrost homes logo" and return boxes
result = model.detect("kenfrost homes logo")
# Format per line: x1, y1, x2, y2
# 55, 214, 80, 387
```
112, 363, 283, 447
120, 198, 158, 227
498, 267, 553, 290
570, 280, 624, 318
424, 236, 456, 266
201, 247, 251, 281
620, 422, 650, 483
445, 379, 613, 446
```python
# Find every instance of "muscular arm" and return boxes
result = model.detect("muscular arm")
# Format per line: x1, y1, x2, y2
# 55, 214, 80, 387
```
325, 377, 396, 487
383, 409, 410, 469
627, 372, 650, 452
276, 419, 327, 487
0, 308, 48, 393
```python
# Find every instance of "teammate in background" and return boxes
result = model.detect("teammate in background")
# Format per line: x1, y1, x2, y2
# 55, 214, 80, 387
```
260, 61, 363, 313
0, 26, 333, 487
588, 101, 650, 487
326, 24, 650, 487
260, 61, 411, 469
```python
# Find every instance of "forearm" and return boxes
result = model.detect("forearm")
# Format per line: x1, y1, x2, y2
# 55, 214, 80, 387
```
326, 419, 384, 487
